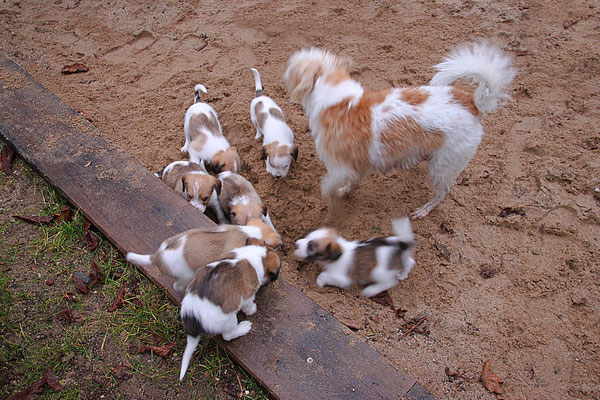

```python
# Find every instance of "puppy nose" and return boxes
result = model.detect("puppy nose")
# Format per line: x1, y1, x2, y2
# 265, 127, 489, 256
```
275, 174, 282, 178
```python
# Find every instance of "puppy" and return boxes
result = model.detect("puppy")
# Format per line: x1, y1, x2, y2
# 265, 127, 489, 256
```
250, 68, 298, 178
181, 84, 241, 173
159, 160, 221, 212
246, 217, 283, 251
126, 223, 265, 293
179, 244, 281, 380
210, 171, 275, 229
284, 41, 516, 217
294, 217, 415, 297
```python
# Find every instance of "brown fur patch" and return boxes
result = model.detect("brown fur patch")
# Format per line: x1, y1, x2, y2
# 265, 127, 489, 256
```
189, 111, 222, 138
400, 88, 429, 105
161, 162, 206, 194
246, 217, 283, 248
210, 147, 240, 173
324, 69, 351, 86
350, 241, 409, 284
287, 60, 323, 103
229, 202, 265, 225
269, 107, 285, 121
319, 88, 393, 172
379, 118, 445, 163
262, 249, 281, 277
182, 227, 249, 270
218, 173, 264, 224
192, 259, 260, 314
183, 174, 220, 204
450, 87, 480, 116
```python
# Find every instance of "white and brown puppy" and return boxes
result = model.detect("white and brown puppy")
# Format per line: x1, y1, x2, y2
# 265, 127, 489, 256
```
210, 171, 275, 229
126, 224, 266, 293
284, 41, 516, 217
159, 160, 221, 212
250, 68, 298, 178
181, 84, 241, 174
179, 244, 281, 380
294, 218, 415, 297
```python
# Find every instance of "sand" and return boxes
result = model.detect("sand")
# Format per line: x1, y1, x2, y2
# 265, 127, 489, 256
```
1, 0, 599, 398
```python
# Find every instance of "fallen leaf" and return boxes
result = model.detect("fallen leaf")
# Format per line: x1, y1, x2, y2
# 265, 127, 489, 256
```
137, 342, 176, 358
8, 376, 45, 400
44, 369, 64, 391
368, 290, 395, 310
395, 308, 408, 319
61, 307, 73, 323
73, 276, 89, 294
480, 360, 504, 394
55, 206, 73, 223
499, 207, 526, 217
82, 219, 99, 252
61, 63, 88, 74
13, 214, 55, 225
1, 144, 15, 174
107, 284, 126, 312
435, 243, 451, 261
88, 261, 104, 286
223, 383, 239, 397
151, 332, 164, 345
111, 365, 132, 380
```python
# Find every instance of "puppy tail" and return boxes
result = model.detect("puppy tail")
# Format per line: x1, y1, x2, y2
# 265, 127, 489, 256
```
391, 217, 414, 243
430, 40, 516, 114
194, 84, 208, 103
179, 335, 200, 381
126, 252, 152, 267
251, 68, 264, 97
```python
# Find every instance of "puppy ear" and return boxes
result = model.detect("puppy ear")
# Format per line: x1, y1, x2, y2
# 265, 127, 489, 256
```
261, 147, 268, 160
246, 237, 266, 246
213, 178, 222, 195
325, 242, 342, 261
290, 63, 322, 103
291, 145, 299, 161
213, 163, 224, 174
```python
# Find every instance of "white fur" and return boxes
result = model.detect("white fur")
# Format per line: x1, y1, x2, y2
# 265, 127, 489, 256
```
125, 252, 152, 266
178, 245, 271, 381
285, 42, 515, 218
250, 68, 296, 178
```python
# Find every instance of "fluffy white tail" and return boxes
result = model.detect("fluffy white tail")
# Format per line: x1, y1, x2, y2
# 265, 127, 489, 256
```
125, 252, 152, 266
194, 84, 208, 103
391, 217, 414, 242
179, 335, 200, 381
251, 68, 263, 97
430, 41, 516, 114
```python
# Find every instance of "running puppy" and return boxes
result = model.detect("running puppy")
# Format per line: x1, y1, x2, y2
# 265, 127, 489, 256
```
250, 68, 298, 178
179, 244, 281, 380
210, 171, 275, 229
126, 223, 267, 293
181, 84, 241, 173
284, 41, 516, 217
294, 217, 415, 297
159, 160, 221, 212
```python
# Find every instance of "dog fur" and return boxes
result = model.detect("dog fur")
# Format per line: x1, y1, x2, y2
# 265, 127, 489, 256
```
181, 84, 241, 174
294, 217, 415, 297
283, 41, 516, 217
159, 160, 221, 212
126, 224, 266, 293
250, 68, 298, 178
179, 244, 281, 380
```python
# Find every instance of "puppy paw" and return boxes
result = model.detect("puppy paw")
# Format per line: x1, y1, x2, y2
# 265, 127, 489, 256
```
316, 273, 328, 288
173, 281, 186, 293
242, 302, 257, 316
362, 285, 385, 298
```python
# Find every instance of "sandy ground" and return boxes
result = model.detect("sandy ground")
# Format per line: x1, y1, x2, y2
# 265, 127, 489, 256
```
1, 0, 599, 398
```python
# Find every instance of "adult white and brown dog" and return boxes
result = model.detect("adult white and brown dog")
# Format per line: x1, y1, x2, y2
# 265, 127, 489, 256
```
179, 244, 281, 380
125, 221, 281, 293
294, 218, 415, 297
181, 84, 241, 174
284, 41, 516, 217
250, 68, 298, 178
159, 160, 220, 212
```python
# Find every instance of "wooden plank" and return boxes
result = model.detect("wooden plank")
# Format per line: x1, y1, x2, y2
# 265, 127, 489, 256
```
0, 53, 434, 400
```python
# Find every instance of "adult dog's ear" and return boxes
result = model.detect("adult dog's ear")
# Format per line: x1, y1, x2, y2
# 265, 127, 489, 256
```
291, 145, 299, 161
290, 63, 323, 103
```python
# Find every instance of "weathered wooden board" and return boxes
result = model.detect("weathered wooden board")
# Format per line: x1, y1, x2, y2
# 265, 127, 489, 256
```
0, 53, 434, 400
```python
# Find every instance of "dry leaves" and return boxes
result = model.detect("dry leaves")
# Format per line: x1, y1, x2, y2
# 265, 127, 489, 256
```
137, 342, 176, 358
14, 206, 73, 225
107, 283, 126, 312
72, 262, 104, 294
61, 63, 88, 74
111, 365, 132, 380
8, 368, 63, 400
480, 360, 504, 394
368, 290, 395, 310
1, 144, 15, 174
82, 219, 99, 251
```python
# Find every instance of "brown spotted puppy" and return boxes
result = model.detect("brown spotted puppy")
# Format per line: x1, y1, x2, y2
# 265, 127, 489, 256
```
246, 217, 283, 251
210, 171, 276, 230
181, 84, 241, 174
294, 218, 415, 297
126, 224, 265, 293
250, 68, 298, 178
179, 244, 281, 380
159, 160, 221, 212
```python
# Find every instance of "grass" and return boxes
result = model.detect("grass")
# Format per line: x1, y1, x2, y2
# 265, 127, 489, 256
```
0, 151, 270, 399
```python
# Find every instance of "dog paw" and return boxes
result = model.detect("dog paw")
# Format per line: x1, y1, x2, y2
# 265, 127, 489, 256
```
316, 274, 328, 287
242, 302, 257, 316
237, 321, 253, 336
411, 206, 432, 219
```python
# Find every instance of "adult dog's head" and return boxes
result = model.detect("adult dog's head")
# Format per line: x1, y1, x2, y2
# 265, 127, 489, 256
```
284, 48, 352, 104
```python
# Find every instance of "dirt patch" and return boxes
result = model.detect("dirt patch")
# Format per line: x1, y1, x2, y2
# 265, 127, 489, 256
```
1, 1, 599, 398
